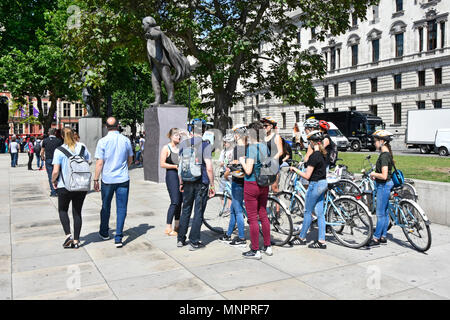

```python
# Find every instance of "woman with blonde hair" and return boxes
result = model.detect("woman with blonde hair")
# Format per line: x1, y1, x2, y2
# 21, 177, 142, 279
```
51, 127, 91, 248
160, 128, 182, 236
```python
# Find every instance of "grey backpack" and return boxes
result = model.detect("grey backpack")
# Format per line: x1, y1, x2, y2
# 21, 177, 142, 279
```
179, 138, 203, 182
57, 145, 91, 192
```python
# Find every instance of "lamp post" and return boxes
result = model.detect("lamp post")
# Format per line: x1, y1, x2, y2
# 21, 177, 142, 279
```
188, 79, 191, 123
133, 73, 138, 138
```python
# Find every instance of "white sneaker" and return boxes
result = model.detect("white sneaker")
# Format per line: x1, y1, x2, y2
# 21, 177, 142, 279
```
262, 246, 273, 256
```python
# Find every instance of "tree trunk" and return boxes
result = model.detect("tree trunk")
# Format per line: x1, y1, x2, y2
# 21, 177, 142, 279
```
131, 122, 137, 139
214, 91, 233, 134
43, 94, 58, 134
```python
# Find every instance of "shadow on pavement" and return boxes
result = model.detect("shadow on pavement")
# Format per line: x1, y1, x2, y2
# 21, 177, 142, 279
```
80, 223, 155, 247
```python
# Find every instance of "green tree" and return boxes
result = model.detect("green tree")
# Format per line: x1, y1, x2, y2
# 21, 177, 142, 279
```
61, 0, 378, 132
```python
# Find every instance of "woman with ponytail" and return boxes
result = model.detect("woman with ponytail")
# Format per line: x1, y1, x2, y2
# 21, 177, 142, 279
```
51, 127, 91, 249
289, 130, 328, 249
367, 130, 395, 247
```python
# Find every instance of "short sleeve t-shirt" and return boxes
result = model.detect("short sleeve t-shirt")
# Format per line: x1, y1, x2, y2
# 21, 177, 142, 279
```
306, 151, 327, 182
9, 141, 19, 153
52, 143, 91, 189
42, 136, 63, 159
245, 143, 269, 182
375, 152, 393, 183
178, 137, 212, 185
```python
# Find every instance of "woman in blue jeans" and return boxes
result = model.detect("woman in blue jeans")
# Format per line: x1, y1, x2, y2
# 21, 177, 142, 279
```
289, 130, 329, 249
219, 125, 248, 247
367, 130, 395, 247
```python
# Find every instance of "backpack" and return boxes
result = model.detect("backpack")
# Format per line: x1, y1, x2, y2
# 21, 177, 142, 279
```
327, 136, 339, 166
391, 156, 404, 188
255, 144, 279, 187
34, 141, 41, 155
57, 145, 91, 192
179, 138, 204, 182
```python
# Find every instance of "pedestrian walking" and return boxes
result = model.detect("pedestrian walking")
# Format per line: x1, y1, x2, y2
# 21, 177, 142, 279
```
160, 128, 182, 236
177, 119, 215, 251
51, 128, 91, 249
289, 131, 328, 249
239, 121, 272, 259
34, 136, 43, 170
26, 137, 35, 170
41, 128, 63, 197
9, 136, 19, 167
94, 117, 134, 248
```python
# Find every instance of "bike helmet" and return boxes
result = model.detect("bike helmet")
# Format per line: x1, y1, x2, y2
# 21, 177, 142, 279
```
372, 130, 394, 142
223, 133, 234, 143
319, 120, 330, 131
232, 124, 247, 134
304, 118, 320, 129
306, 130, 324, 142
260, 116, 277, 128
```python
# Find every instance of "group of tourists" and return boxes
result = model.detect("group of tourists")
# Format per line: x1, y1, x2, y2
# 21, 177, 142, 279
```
158, 116, 397, 258
6, 113, 396, 257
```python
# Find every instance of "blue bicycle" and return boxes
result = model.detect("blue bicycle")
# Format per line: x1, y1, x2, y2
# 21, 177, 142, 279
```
278, 163, 373, 248
360, 165, 431, 252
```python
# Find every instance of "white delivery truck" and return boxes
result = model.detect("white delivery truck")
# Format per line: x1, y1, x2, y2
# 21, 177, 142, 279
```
406, 109, 450, 155
293, 121, 349, 151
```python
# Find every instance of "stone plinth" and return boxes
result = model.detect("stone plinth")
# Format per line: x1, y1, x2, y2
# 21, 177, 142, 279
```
79, 117, 104, 158
143, 105, 188, 183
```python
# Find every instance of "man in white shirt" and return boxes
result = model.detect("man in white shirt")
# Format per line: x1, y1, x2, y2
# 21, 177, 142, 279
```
9, 136, 19, 167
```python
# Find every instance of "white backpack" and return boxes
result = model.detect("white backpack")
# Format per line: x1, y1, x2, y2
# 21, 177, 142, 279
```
57, 145, 91, 192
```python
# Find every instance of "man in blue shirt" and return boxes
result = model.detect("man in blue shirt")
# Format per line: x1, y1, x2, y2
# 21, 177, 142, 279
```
94, 117, 134, 248
177, 119, 215, 250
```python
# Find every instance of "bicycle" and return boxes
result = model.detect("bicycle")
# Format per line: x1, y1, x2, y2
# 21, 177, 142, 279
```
203, 179, 294, 247
278, 167, 373, 249
360, 164, 431, 252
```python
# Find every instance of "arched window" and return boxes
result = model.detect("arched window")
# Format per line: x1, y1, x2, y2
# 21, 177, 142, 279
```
390, 21, 407, 57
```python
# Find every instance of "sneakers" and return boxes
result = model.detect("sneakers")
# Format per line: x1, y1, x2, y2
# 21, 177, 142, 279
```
308, 241, 327, 249
218, 234, 233, 243
177, 240, 187, 248
115, 241, 123, 248
380, 237, 387, 245
189, 242, 206, 251
289, 236, 307, 246
261, 245, 273, 256
229, 237, 247, 247
99, 233, 110, 241
243, 249, 262, 260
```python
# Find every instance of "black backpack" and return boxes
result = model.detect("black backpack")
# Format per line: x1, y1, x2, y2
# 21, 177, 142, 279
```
327, 137, 338, 166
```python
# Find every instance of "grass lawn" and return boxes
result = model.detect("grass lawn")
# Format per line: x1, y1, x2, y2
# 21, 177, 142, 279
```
294, 151, 450, 183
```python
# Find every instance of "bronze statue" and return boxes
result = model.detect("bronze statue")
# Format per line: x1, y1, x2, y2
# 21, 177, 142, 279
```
142, 16, 191, 105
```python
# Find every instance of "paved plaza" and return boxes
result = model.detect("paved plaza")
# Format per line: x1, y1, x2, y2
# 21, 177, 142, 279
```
1, 153, 450, 300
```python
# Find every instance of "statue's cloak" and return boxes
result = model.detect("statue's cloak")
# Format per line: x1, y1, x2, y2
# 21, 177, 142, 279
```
147, 28, 191, 82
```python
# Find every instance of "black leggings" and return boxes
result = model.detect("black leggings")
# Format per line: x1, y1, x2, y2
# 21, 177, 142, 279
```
57, 188, 87, 240
166, 170, 182, 224
28, 153, 33, 169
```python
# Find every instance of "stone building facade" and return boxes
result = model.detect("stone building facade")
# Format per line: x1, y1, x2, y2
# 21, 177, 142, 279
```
225, 0, 450, 150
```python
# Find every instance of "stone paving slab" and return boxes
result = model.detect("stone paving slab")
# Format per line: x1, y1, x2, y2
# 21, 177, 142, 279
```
2, 153, 450, 300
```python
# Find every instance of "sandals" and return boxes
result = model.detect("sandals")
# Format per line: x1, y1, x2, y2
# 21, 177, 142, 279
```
165, 227, 179, 236
63, 235, 73, 249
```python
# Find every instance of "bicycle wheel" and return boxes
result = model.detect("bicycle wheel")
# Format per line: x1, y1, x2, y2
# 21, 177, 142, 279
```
265, 196, 293, 246
398, 183, 418, 201
276, 191, 304, 236
327, 196, 373, 248
203, 192, 233, 234
332, 179, 362, 196
399, 200, 431, 252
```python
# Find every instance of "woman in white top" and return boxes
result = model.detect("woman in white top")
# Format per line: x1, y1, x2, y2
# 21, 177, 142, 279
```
9, 136, 19, 167
51, 128, 91, 249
